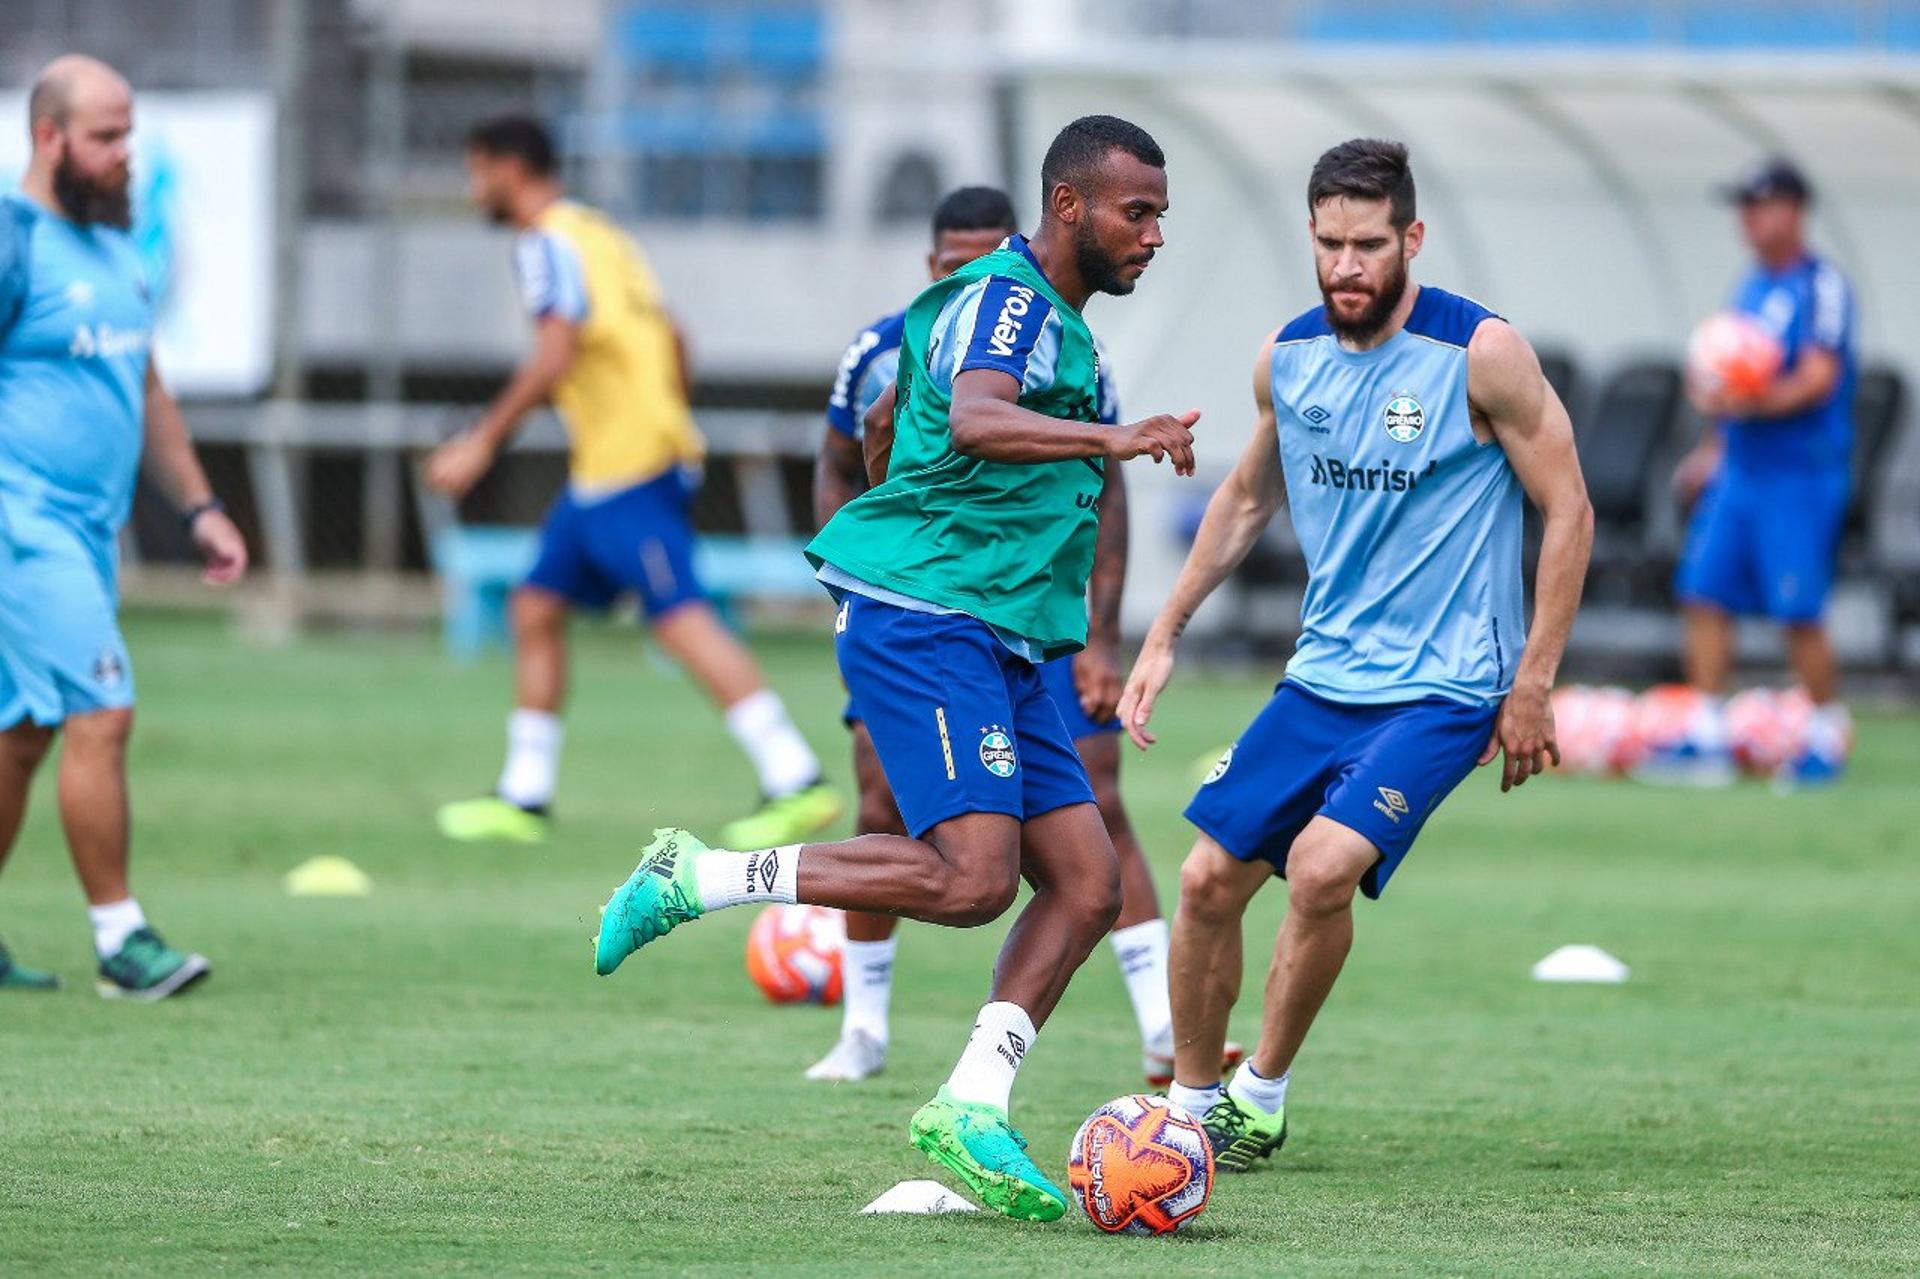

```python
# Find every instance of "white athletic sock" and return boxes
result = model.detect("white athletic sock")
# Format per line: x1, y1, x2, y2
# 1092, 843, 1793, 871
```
496, 709, 563, 809
839, 937, 897, 1045
1689, 695, 1729, 752
1109, 918, 1174, 1056
944, 1000, 1037, 1113
1806, 701, 1852, 760
724, 689, 820, 799
89, 898, 146, 958
692, 844, 800, 911
1227, 1060, 1290, 1115
1167, 1080, 1223, 1121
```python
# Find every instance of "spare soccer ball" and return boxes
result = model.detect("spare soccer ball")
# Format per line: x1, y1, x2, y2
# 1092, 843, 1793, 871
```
1688, 311, 1783, 398
1726, 686, 1816, 776
1634, 683, 1704, 760
1067, 1094, 1213, 1236
745, 904, 843, 1005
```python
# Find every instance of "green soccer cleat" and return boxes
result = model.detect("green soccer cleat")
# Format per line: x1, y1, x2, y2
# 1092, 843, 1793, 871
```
908, 1087, 1068, 1222
1200, 1092, 1287, 1172
96, 927, 210, 1002
437, 795, 550, 844
593, 828, 706, 976
0, 937, 58, 991
717, 783, 843, 851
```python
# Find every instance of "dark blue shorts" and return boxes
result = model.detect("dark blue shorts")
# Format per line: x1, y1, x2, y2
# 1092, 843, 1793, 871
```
1675, 469, 1847, 623
845, 652, 1121, 741
836, 594, 1095, 838
1184, 681, 1498, 899
524, 469, 707, 618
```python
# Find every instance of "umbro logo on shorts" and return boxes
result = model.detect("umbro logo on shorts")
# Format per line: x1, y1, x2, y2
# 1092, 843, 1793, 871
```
1373, 786, 1411, 824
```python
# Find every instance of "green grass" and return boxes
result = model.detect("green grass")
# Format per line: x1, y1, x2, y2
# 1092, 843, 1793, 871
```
2, 611, 1917, 1275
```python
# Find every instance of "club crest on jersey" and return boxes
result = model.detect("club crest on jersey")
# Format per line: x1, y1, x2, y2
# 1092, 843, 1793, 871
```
1382, 391, 1424, 443
978, 726, 1018, 778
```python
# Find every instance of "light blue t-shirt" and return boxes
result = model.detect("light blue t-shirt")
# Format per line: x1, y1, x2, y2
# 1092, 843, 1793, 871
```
1270, 286, 1524, 707
0, 192, 154, 535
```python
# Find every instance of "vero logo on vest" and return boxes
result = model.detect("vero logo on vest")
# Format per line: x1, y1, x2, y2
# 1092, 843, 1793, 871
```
985, 285, 1038, 358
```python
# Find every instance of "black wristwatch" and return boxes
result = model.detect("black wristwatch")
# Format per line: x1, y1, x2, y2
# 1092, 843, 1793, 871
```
182, 498, 227, 531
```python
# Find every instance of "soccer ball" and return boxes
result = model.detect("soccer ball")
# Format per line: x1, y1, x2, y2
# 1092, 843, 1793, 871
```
1552, 685, 1643, 775
1634, 683, 1704, 760
1726, 686, 1815, 776
1067, 1094, 1213, 1236
745, 904, 843, 1005
1688, 311, 1783, 398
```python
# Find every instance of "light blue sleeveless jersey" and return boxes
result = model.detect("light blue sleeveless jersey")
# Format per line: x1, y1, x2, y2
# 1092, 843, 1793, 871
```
1271, 286, 1524, 707
0, 192, 154, 536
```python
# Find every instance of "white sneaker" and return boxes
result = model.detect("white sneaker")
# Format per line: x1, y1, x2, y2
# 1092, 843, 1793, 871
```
804, 1029, 887, 1082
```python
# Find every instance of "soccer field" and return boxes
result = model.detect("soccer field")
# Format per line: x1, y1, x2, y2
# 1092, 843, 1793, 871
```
1, 612, 1916, 1275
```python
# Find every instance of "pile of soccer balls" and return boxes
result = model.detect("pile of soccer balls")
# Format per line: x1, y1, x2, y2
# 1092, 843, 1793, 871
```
1551, 683, 1816, 778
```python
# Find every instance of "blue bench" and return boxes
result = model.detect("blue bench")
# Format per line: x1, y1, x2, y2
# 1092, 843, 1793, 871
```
430, 524, 818, 660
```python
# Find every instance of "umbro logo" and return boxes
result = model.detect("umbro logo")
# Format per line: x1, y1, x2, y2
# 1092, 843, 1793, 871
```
1372, 787, 1411, 824
1302, 404, 1330, 424
996, 1031, 1028, 1068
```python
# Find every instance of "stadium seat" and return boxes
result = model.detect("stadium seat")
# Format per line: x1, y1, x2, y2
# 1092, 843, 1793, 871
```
1576, 361, 1683, 602
1845, 365, 1906, 555
429, 525, 817, 660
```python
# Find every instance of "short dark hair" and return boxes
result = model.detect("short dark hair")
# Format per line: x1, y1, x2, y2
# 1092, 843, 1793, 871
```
466, 114, 556, 176
931, 185, 1017, 239
1308, 138, 1416, 231
1040, 114, 1165, 201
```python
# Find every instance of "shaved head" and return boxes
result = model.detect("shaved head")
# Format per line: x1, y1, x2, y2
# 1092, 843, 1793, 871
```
28, 55, 130, 132
24, 55, 135, 228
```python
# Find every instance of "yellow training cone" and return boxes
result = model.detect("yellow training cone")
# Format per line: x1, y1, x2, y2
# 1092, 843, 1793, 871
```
284, 855, 373, 897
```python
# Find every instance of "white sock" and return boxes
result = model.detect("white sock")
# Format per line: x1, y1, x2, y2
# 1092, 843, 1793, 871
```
496, 708, 563, 809
692, 844, 800, 911
1109, 918, 1173, 1056
1227, 1060, 1290, 1115
840, 937, 897, 1045
944, 1000, 1036, 1114
1806, 701, 1852, 760
90, 898, 146, 958
1690, 695, 1729, 752
1167, 1080, 1223, 1120
724, 689, 820, 799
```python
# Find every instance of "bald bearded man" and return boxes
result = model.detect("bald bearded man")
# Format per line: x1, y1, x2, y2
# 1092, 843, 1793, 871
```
0, 57, 248, 998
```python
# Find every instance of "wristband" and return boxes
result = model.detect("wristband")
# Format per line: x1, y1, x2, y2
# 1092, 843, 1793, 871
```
182, 498, 226, 531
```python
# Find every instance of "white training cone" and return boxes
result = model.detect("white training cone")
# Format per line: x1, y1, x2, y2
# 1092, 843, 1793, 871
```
860, 1180, 980, 1215
1531, 944, 1629, 984
284, 855, 373, 898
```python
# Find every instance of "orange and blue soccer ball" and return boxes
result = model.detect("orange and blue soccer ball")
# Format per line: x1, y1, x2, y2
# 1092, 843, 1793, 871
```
1688, 310, 1784, 398
745, 904, 843, 1005
1067, 1094, 1214, 1235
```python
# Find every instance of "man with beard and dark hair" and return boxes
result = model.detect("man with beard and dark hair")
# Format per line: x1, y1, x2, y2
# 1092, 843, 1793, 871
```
0, 56, 248, 997
591, 115, 1199, 1222
1119, 136, 1593, 1169
427, 114, 840, 851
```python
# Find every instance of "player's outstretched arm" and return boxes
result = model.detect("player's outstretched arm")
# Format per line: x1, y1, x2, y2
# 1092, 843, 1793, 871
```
141, 360, 248, 586
423, 313, 579, 498
1469, 319, 1594, 792
1118, 337, 1286, 750
948, 369, 1199, 474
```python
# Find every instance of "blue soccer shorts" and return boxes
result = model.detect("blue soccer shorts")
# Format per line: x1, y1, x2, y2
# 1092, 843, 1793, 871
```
835, 593, 1094, 838
524, 467, 707, 618
847, 651, 1121, 741
1184, 680, 1498, 899
1675, 469, 1847, 624
0, 503, 135, 727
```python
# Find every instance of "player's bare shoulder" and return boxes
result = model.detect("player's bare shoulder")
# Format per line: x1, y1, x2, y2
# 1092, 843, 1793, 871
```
1465, 316, 1549, 441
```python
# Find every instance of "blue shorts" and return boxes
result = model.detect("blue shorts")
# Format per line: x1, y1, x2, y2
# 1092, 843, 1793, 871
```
524, 469, 707, 618
1675, 469, 1847, 623
0, 503, 135, 727
845, 652, 1121, 741
836, 594, 1095, 838
1184, 681, 1497, 899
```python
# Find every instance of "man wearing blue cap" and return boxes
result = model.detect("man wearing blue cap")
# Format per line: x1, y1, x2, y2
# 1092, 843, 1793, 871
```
1653, 158, 1856, 789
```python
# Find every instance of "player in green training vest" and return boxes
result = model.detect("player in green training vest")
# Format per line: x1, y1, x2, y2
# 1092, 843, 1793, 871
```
591, 116, 1200, 1221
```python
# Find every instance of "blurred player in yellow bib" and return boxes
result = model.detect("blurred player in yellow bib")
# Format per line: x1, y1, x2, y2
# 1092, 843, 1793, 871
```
426, 116, 839, 848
